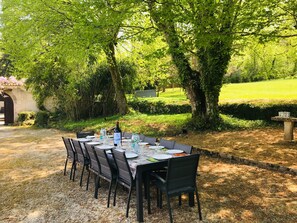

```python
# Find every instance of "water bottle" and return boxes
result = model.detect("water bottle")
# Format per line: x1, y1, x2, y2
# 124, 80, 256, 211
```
131, 133, 140, 154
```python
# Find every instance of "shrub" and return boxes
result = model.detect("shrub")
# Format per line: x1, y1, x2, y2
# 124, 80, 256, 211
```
128, 99, 191, 114
17, 111, 36, 126
35, 111, 50, 127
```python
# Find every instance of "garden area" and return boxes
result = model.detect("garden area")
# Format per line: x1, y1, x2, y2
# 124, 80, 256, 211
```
1, 1, 297, 222
1, 79, 297, 222
0, 125, 296, 223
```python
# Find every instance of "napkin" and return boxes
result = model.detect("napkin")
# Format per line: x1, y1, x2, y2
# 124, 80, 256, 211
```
147, 157, 158, 162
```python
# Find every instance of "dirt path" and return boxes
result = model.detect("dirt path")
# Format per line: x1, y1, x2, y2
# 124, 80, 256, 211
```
0, 126, 296, 223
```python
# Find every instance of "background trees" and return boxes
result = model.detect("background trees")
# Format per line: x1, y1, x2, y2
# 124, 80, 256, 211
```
1, 0, 296, 128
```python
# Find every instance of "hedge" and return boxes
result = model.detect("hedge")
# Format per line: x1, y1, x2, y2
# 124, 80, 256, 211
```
219, 103, 297, 121
128, 100, 191, 114
129, 99, 297, 122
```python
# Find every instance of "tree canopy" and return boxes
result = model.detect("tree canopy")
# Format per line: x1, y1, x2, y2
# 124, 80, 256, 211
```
1, 0, 296, 127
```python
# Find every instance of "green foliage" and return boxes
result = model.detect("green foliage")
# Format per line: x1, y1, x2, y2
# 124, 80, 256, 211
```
34, 111, 50, 127
226, 38, 297, 83
17, 111, 36, 126
128, 98, 191, 114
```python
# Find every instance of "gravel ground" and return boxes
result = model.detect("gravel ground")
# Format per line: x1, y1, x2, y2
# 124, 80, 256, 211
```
0, 126, 296, 223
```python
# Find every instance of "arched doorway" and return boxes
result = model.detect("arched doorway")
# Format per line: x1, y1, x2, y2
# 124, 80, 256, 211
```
0, 93, 14, 125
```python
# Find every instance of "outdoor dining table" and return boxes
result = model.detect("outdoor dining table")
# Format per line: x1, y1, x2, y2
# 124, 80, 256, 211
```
92, 138, 194, 222
124, 144, 195, 222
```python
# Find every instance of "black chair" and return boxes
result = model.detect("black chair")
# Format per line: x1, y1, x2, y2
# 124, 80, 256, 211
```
71, 139, 90, 187
94, 148, 117, 207
151, 154, 202, 223
144, 136, 157, 145
112, 149, 136, 217
139, 134, 145, 141
173, 142, 193, 154
159, 138, 176, 149
62, 137, 77, 180
76, 131, 95, 138
85, 143, 100, 195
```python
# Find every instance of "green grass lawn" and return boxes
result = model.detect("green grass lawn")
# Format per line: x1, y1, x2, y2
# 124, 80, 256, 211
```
140, 79, 297, 104
220, 79, 297, 102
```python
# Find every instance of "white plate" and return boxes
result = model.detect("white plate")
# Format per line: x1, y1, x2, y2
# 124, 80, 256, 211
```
152, 154, 172, 160
166, 149, 184, 154
149, 146, 165, 150
122, 139, 132, 142
95, 145, 114, 150
139, 142, 149, 146
87, 141, 102, 145
77, 138, 92, 142
86, 135, 95, 139
125, 152, 138, 159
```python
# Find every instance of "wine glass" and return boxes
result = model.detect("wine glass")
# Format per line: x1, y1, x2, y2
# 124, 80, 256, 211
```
155, 142, 160, 153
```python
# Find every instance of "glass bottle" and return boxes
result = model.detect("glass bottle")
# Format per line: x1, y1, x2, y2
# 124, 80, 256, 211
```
113, 121, 122, 146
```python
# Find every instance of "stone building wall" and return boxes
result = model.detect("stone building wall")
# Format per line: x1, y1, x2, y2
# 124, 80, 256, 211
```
4, 86, 39, 121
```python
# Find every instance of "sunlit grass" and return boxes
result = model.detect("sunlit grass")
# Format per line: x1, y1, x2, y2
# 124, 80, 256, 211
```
138, 79, 297, 104
220, 79, 297, 102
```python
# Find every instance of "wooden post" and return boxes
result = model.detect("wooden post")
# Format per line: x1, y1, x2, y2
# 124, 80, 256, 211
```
284, 121, 294, 141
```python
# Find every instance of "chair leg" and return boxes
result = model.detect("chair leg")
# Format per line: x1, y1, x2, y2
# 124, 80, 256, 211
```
113, 181, 118, 206
107, 180, 113, 207
178, 195, 182, 206
64, 158, 68, 176
195, 188, 202, 221
156, 188, 160, 208
72, 162, 77, 181
94, 175, 100, 199
166, 194, 173, 223
86, 170, 91, 191
80, 165, 85, 187
126, 187, 133, 217
70, 161, 74, 180
159, 191, 163, 209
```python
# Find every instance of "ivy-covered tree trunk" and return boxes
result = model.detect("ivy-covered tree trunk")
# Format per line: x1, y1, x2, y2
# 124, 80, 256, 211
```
197, 40, 232, 124
148, 0, 235, 127
162, 23, 207, 119
104, 42, 129, 115
148, 1, 207, 124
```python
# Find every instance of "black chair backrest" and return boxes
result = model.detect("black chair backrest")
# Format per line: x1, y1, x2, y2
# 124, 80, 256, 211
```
160, 138, 175, 149
112, 149, 133, 186
166, 154, 200, 193
123, 132, 132, 139
173, 142, 193, 154
95, 148, 114, 179
62, 137, 76, 159
71, 139, 86, 163
144, 136, 157, 145
76, 131, 95, 138
85, 143, 99, 173
139, 134, 145, 141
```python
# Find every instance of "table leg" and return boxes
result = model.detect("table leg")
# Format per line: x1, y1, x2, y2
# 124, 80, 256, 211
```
136, 168, 144, 222
284, 121, 294, 141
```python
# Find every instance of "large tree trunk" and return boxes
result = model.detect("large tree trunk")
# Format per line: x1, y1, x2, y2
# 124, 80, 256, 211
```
148, 1, 207, 122
197, 40, 232, 124
104, 42, 129, 115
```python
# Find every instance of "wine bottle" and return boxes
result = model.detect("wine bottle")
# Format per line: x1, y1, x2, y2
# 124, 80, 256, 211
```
113, 121, 122, 146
